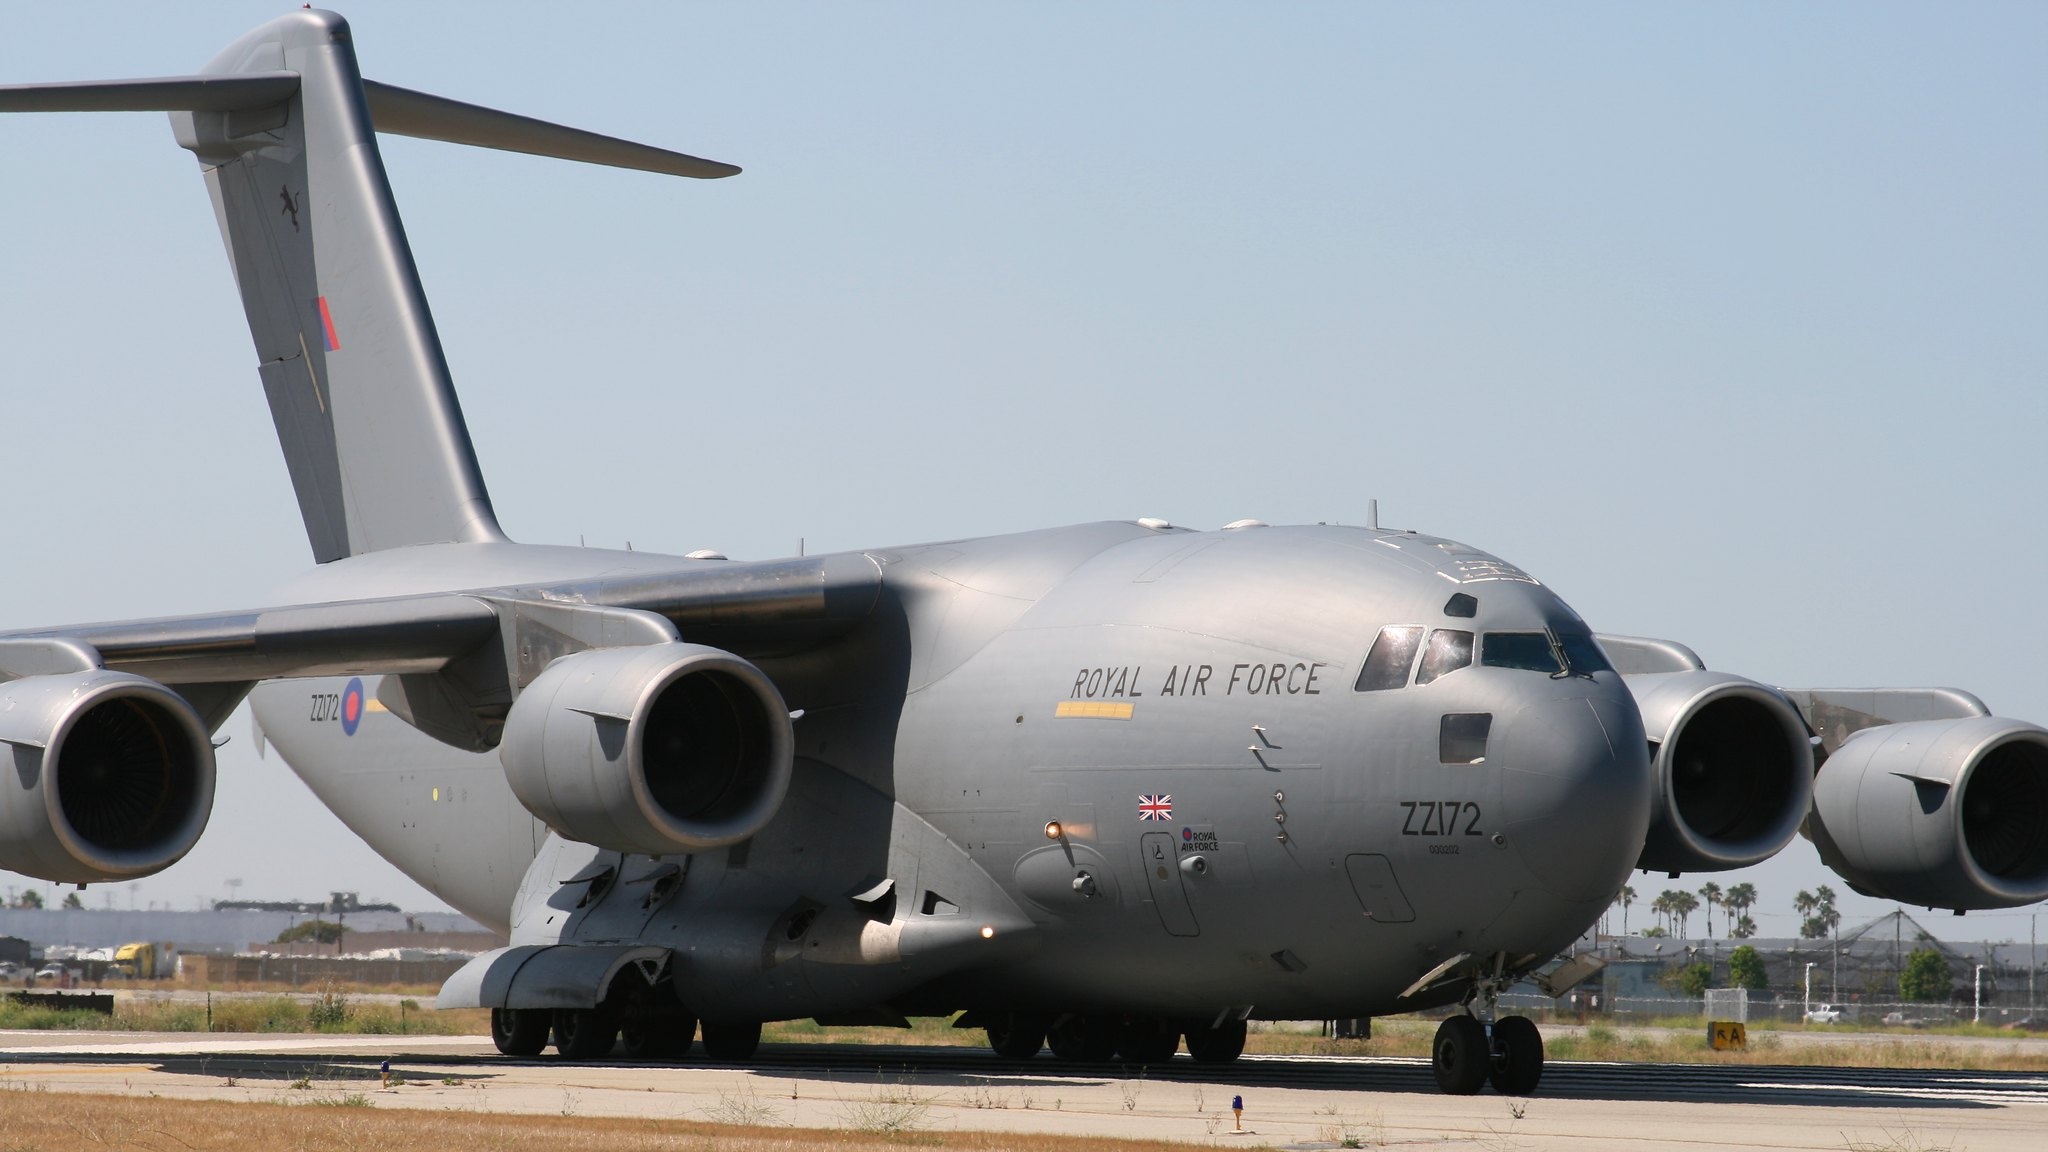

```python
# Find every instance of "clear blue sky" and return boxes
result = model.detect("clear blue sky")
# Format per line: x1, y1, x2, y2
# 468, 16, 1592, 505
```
2, 4, 2044, 944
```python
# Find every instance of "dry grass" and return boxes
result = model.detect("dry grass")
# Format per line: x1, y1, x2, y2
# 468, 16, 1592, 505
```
1238, 1017, 2048, 1072
0, 992, 488, 1036
0, 1089, 1196, 1152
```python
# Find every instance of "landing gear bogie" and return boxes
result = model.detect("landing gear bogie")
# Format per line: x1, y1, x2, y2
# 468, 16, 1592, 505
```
490, 1007, 550, 1057
985, 1011, 1047, 1059
551, 1006, 620, 1060
1183, 1018, 1247, 1064
700, 1019, 763, 1061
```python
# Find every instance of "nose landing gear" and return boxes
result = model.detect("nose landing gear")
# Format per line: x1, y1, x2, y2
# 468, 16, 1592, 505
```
1430, 967, 1546, 1095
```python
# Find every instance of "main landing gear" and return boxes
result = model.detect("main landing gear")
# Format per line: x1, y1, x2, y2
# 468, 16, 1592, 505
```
488, 1001, 729, 1063
1430, 1013, 1544, 1095
981, 1012, 1246, 1066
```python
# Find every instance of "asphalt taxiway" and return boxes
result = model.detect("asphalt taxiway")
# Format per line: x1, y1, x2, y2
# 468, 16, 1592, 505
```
3, 1032, 2044, 1149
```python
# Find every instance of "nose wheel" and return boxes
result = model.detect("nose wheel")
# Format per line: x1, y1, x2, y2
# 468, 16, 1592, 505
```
1431, 1013, 1545, 1095
1488, 1014, 1544, 1095
1431, 1016, 1489, 1094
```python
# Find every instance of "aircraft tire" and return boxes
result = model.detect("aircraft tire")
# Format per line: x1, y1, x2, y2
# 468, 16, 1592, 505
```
620, 1010, 696, 1061
1488, 1015, 1544, 1095
1045, 1015, 1116, 1062
1183, 1019, 1247, 1064
1431, 1015, 1488, 1095
490, 1008, 550, 1057
551, 1008, 619, 1060
700, 1019, 762, 1061
1114, 1018, 1180, 1064
985, 1012, 1047, 1059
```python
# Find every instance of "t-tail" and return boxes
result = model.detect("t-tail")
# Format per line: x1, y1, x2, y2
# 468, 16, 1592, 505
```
0, 9, 736, 563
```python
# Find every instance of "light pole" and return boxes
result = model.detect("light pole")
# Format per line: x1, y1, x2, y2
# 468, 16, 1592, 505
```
1974, 964, 1985, 1026
1805, 961, 1817, 1022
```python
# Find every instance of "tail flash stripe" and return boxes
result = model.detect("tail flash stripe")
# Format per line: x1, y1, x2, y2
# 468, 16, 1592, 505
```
313, 296, 341, 352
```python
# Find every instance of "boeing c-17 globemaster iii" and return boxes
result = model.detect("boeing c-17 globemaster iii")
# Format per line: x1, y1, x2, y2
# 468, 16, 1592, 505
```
4, 10, 2046, 1096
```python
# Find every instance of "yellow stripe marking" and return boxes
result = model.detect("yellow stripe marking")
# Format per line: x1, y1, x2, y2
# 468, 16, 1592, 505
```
1054, 700, 1135, 720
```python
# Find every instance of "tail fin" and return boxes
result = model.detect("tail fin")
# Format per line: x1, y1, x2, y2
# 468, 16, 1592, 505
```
0, 9, 736, 563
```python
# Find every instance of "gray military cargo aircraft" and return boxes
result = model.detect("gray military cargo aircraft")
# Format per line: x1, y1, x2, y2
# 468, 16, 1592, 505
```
4, 10, 2046, 1096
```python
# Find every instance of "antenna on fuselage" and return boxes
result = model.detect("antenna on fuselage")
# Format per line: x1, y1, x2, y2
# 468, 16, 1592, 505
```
1368, 499, 1380, 530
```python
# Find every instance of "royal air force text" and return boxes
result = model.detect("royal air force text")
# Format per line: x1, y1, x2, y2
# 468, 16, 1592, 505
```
1069, 662, 1326, 700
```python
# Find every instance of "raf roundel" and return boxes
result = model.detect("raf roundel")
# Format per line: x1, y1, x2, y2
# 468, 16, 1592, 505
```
340, 677, 365, 736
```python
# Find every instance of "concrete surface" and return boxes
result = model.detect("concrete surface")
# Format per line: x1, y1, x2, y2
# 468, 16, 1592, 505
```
2, 1032, 2044, 1149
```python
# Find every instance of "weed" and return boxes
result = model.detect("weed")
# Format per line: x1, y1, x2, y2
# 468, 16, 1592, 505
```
700, 1083, 784, 1127
307, 1091, 373, 1108
837, 1096, 930, 1136
1841, 1124, 1962, 1151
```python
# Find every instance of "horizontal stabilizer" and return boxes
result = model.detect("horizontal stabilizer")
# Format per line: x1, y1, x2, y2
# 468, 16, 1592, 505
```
0, 72, 298, 113
363, 81, 739, 179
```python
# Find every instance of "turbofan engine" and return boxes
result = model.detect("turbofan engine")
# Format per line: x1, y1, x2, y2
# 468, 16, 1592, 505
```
1809, 716, 2048, 910
1624, 670, 1814, 873
0, 670, 216, 882
500, 643, 794, 855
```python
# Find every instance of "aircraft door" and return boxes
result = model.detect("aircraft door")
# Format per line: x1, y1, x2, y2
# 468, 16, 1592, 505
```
1139, 831, 1200, 937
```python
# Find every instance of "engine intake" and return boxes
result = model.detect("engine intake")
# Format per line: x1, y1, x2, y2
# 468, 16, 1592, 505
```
0, 670, 217, 882
1625, 670, 1814, 873
500, 643, 794, 855
1809, 716, 2048, 910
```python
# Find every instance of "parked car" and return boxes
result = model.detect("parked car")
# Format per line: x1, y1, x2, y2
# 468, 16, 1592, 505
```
1805, 1004, 1843, 1024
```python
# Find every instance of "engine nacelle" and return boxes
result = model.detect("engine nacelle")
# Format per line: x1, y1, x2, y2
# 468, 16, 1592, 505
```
1626, 670, 1814, 873
0, 670, 216, 882
500, 643, 794, 855
1809, 716, 2048, 910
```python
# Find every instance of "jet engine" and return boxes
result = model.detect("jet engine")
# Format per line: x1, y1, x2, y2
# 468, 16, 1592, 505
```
0, 670, 216, 882
499, 643, 794, 855
1808, 716, 2048, 910
1625, 670, 1814, 873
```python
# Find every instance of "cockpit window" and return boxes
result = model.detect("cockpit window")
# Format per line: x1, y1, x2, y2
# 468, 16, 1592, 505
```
1481, 632, 1559, 673
1481, 626, 1615, 676
1415, 629, 1474, 685
1443, 593, 1478, 618
1354, 625, 1424, 692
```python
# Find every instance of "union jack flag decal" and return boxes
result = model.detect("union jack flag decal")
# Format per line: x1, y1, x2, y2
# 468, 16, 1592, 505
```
1138, 794, 1173, 821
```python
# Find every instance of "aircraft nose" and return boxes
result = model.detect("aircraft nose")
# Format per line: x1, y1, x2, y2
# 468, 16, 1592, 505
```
1498, 694, 1652, 902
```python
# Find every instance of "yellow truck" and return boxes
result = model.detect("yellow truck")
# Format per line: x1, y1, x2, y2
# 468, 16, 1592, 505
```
111, 942, 170, 980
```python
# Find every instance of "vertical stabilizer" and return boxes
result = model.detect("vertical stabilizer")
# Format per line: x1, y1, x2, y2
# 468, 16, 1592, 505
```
1, 9, 737, 564
173, 9, 500, 562
178, 11, 505, 557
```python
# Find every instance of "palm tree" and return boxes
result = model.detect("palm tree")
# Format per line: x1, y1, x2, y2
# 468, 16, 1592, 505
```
1650, 891, 1674, 935
1617, 885, 1637, 935
1698, 881, 1722, 938
1731, 915, 1757, 939
1724, 882, 1757, 930
1670, 891, 1700, 938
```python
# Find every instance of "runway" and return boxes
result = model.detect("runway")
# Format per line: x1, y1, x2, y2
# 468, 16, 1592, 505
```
4, 1032, 2045, 1149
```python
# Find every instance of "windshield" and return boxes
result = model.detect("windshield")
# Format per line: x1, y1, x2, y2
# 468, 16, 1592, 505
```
1481, 626, 1612, 676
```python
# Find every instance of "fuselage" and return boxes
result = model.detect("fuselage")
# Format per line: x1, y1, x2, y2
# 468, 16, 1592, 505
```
252, 520, 1651, 1020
